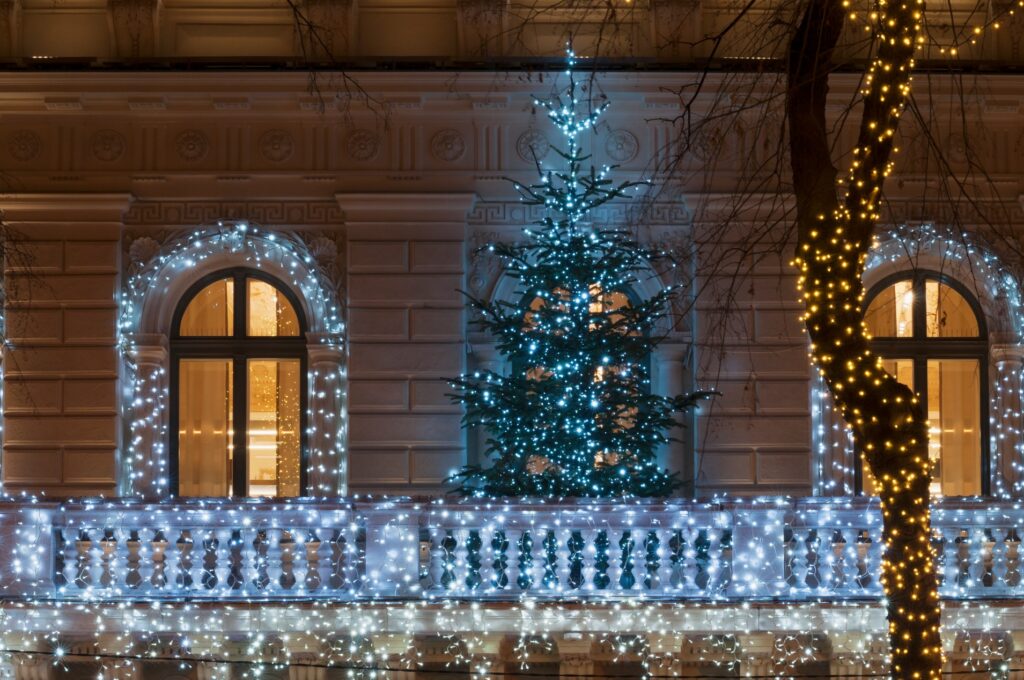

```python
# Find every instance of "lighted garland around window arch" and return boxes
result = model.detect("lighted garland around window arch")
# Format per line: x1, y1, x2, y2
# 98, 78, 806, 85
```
119, 222, 347, 499
813, 223, 1024, 498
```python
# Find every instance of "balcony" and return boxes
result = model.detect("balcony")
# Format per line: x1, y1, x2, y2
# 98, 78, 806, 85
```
0, 496, 1016, 603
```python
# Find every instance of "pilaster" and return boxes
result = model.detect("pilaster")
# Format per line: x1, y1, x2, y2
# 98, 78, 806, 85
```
337, 192, 476, 496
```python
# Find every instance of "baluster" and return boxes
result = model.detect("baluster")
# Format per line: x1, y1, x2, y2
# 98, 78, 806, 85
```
643, 530, 660, 591
555, 527, 572, 591
228, 529, 245, 591
941, 528, 960, 595
476, 526, 494, 593
593, 529, 610, 590
867, 527, 884, 591
342, 527, 360, 588
125, 530, 142, 590
329, 529, 347, 590
75, 529, 93, 589
609, 528, 624, 590
804, 529, 821, 590
214, 528, 232, 593
150, 530, 168, 590
529, 527, 545, 590
266, 528, 284, 593
981, 528, 997, 589
54, 529, 68, 590
955, 528, 972, 589
580, 528, 597, 591
706, 529, 723, 593
566, 529, 584, 591
453, 527, 470, 593
464, 529, 482, 591
503, 528, 522, 592
490, 529, 509, 591
176, 530, 194, 590
992, 528, 1008, 591
930, 528, 945, 589
279, 530, 297, 591
718, 528, 733, 592
783, 528, 797, 589
830, 530, 847, 591
542, 529, 559, 590
655, 528, 673, 593
683, 528, 699, 593
517, 529, 534, 591
305, 530, 322, 592
1006, 529, 1021, 588
694, 529, 712, 591
669, 529, 685, 591
252, 529, 270, 591
100, 529, 118, 590
426, 526, 445, 592
201, 532, 219, 590
617, 529, 636, 591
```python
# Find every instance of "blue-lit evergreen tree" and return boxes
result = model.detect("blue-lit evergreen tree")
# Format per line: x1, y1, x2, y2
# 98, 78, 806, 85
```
448, 50, 711, 498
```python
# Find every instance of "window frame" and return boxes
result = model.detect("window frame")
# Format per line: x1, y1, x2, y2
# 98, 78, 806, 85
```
169, 267, 309, 498
856, 270, 990, 496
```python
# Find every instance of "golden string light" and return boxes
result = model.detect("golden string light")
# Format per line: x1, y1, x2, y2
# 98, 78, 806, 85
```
794, 0, 943, 677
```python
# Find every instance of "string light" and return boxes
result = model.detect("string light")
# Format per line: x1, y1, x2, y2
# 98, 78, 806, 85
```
120, 222, 347, 498
447, 47, 712, 498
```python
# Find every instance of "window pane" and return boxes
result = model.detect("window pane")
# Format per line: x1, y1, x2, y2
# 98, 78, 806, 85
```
862, 358, 914, 496
864, 280, 913, 338
178, 359, 233, 496
928, 358, 981, 496
248, 279, 300, 337
179, 278, 234, 336
247, 358, 301, 497
926, 280, 979, 337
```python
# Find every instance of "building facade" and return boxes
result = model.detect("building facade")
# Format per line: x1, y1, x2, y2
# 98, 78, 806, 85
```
0, 1, 1024, 677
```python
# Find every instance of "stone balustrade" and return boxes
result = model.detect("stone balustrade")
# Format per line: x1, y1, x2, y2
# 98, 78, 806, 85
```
0, 496, 1019, 602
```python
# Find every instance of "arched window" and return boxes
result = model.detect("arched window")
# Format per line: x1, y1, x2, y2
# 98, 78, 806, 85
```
170, 268, 307, 497
860, 272, 988, 496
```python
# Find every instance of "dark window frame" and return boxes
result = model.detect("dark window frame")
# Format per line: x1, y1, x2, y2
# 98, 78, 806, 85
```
169, 267, 309, 498
855, 270, 990, 496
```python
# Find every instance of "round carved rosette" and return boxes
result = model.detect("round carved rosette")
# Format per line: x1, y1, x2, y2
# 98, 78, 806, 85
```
516, 129, 550, 162
346, 129, 380, 161
605, 129, 638, 162
8, 130, 41, 161
431, 129, 466, 162
175, 130, 209, 162
259, 129, 294, 163
92, 129, 127, 162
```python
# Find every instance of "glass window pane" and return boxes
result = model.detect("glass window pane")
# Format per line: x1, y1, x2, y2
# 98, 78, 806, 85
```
179, 278, 234, 336
864, 280, 914, 338
928, 358, 982, 496
248, 279, 300, 337
926, 280, 979, 337
862, 358, 914, 496
247, 358, 301, 497
178, 359, 233, 496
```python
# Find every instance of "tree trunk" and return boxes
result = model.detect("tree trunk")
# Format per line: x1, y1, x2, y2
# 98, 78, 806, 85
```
786, 1, 942, 678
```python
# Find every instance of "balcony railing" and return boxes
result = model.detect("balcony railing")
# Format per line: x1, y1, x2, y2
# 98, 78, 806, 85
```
0, 497, 1016, 602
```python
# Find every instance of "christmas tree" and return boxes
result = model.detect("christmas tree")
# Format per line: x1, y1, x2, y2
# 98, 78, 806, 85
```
448, 49, 711, 498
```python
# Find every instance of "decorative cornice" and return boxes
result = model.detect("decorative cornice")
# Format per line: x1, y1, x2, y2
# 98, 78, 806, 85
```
0, 192, 132, 221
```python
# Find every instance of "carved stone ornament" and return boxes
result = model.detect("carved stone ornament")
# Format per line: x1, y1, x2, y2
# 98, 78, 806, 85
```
92, 129, 127, 162
175, 130, 210, 162
516, 129, 550, 162
605, 129, 639, 162
8, 130, 41, 161
431, 129, 466, 162
259, 129, 294, 162
346, 129, 380, 161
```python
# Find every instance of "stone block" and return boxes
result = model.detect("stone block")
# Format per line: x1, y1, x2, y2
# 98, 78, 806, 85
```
349, 241, 408, 272
410, 307, 463, 341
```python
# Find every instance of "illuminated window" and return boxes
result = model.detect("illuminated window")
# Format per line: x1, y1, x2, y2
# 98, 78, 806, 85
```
172, 269, 306, 497
860, 273, 987, 497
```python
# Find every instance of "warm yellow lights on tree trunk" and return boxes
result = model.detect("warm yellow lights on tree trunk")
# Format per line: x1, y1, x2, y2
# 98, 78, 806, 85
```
787, 1, 941, 678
